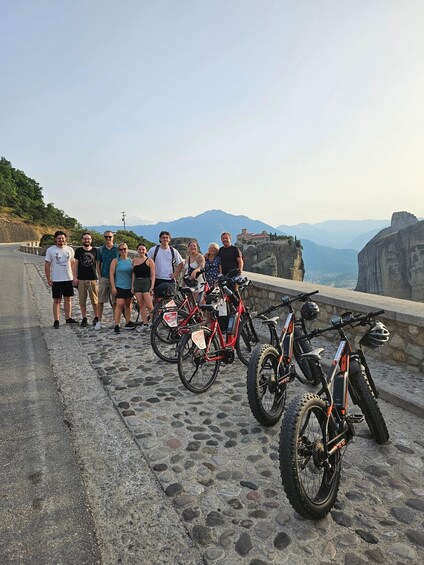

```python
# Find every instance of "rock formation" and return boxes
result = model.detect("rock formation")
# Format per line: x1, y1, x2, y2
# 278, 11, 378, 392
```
356, 212, 424, 301
237, 232, 304, 280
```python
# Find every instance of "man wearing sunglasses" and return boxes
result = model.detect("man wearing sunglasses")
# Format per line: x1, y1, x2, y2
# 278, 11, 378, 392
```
95, 231, 118, 330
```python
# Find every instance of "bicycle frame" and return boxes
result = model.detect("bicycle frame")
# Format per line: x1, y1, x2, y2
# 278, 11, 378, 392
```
190, 293, 246, 363
302, 309, 385, 455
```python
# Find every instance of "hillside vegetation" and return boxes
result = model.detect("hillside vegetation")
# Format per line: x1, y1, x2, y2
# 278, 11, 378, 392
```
0, 158, 154, 248
0, 157, 78, 228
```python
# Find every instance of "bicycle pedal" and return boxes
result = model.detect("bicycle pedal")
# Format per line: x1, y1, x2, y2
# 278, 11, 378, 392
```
346, 414, 364, 424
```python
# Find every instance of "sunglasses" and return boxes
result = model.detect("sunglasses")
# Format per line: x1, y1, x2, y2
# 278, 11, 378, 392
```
104, 235, 113, 239
119, 248, 128, 251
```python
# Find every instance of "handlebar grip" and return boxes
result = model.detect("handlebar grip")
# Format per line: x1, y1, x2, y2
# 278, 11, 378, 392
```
370, 309, 385, 317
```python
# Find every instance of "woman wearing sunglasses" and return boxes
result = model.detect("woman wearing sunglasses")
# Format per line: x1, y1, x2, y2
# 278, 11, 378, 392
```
110, 244, 136, 333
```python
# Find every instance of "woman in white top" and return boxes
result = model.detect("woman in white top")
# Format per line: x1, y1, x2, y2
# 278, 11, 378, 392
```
184, 241, 205, 295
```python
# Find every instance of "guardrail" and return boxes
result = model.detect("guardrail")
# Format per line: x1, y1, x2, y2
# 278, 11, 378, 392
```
19, 245, 43, 255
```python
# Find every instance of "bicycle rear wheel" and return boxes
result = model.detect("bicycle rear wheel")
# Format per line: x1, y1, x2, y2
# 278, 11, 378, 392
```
236, 314, 273, 366
246, 345, 287, 426
178, 328, 221, 393
293, 325, 321, 385
150, 309, 189, 363
349, 368, 389, 444
279, 393, 341, 520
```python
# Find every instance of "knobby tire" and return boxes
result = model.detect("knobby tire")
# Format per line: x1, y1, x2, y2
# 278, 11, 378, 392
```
279, 393, 341, 520
349, 369, 389, 444
246, 344, 287, 426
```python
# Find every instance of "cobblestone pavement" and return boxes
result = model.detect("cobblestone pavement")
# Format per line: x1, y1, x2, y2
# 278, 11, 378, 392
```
30, 258, 424, 565
67, 303, 424, 565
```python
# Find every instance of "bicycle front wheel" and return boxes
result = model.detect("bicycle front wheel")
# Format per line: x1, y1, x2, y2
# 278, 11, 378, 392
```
349, 369, 389, 444
246, 345, 287, 426
150, 309, 189, 363
236, 314, 273, 366
178, 328, 221, 393
279, 393, 341, 520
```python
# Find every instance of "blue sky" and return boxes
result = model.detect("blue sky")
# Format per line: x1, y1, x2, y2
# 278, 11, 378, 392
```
1, 0, 423, 227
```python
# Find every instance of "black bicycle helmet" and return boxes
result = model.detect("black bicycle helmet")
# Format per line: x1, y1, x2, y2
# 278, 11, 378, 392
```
300, 301, 320, 321
359, 322, 390, 348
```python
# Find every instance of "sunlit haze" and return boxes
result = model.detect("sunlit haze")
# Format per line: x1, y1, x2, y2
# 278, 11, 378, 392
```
1, 0, 423, 227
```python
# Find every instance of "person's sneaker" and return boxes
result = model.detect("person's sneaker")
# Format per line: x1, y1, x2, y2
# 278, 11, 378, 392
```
124, 321, 136, 330
80, 317, 88, 327
94, 321, 102, 331
92, 317, 99, 327
136, 325, 144, 334
114, 325, 120, 334
144, 323, 151, 332
53, 320, 59, 329
66, 318, 78, 324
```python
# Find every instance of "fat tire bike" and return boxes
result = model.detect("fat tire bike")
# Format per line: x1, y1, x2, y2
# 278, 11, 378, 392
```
279, 309, 390, 520
247, 291, 321, 427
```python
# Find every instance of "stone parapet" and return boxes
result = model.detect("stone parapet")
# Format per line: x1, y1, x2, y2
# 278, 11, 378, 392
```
245, 271, 424, 376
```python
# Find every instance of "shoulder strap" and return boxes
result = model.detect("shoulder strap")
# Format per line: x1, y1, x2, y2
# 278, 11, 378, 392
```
153, 244, 176, 271
97, 244, 104, 261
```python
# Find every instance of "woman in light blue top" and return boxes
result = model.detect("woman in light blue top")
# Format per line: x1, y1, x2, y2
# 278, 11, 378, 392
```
110, 244, 135, 333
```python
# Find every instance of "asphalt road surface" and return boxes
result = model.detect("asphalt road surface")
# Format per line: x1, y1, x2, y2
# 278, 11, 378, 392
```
0, 244, 100, 564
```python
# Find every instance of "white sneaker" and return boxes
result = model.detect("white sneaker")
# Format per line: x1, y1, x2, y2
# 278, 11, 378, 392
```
94, 321, 102, 331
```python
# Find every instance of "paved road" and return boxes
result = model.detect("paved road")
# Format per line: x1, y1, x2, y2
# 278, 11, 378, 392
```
2, 245, 424, 565
0, 245, 100, 564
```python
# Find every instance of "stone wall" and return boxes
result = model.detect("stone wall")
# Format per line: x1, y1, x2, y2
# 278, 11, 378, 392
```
245, 271, 424, 376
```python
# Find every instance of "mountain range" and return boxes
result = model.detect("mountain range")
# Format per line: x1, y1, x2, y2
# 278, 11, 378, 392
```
89, 209, 391, 288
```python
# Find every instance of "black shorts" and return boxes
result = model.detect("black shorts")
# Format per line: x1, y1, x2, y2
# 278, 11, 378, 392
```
116, 287, 133, 299
52, 280, 74, 298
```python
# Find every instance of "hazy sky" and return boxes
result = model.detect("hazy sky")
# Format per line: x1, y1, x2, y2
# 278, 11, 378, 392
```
1, 0, 423, 227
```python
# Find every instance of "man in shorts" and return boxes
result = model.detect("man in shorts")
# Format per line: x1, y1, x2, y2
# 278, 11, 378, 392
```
73, 232, 99, 327
95, 230, 118, 330
147, 231, 184, 300
218, 232, 244, 275
45, 230, 78, 328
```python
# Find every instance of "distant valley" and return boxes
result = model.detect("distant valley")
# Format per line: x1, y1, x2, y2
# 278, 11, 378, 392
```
88, 209, 393, 288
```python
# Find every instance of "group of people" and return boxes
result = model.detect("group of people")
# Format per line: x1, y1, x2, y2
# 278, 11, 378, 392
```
44, 229, 243, 332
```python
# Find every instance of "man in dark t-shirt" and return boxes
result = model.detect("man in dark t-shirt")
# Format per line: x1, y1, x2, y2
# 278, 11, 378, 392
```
218, 232, 244, 275
73, 232, 98, 327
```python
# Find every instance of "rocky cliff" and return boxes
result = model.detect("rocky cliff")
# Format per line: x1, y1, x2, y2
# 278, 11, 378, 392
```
239, 240, 304, 280
0, 215, 42, 243
356, 212, 424, 301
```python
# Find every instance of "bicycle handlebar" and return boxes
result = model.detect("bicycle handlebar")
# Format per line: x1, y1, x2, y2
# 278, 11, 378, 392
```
303, 309, 385, 339
258, 290, 320, 318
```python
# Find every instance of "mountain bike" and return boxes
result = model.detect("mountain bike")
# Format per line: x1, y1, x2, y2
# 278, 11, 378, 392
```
177, 273, 273, 393
279, 310, 390, 520
246, 291, 321, 426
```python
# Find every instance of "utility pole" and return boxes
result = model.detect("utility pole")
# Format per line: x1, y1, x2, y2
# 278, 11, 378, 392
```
121, 211, 126, 231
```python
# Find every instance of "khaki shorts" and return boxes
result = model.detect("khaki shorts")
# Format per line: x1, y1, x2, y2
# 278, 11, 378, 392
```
78, 280, 98, 307
98, 277, 116, 304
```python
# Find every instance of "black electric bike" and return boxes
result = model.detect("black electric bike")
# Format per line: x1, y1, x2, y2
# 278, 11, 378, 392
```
246, 291, 321, 426
279, 309, 390, 520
